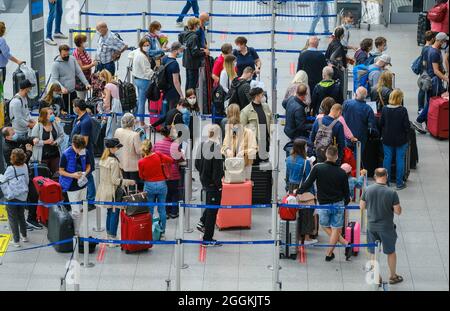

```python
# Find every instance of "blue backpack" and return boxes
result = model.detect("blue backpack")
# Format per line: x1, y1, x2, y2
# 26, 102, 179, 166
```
353, 64, 381, 93
411, 55, 423, 75
365, 53, 378, 66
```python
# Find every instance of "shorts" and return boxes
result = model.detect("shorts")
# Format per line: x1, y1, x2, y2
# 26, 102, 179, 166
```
367, 228, 397, 255
317, 201, 345, 229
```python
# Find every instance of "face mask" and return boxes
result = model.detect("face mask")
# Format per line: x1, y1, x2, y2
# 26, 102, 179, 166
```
49, 115, 56, 123
177, 52, 184, 59
82, 42, 88, 48
441, 42, 448, 50
383, 45, 388, 51
181, 108, 188, 114
261, 96, 267, 104
11, 133, 19, 141
78, 149, 86, 156
187, 98, 197, 106
204, 21, 210, 27
143, 46, 150, 53
236, 45, 242, 51
344, 24, 352, 30
62, 56, 70, 62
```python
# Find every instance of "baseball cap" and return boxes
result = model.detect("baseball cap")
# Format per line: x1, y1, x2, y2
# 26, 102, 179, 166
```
378, 54, 392, 66
436, 32, 449, 42
104, 138, 123, 149
19, 79, 35, 90
170, 41, 185, 52
341, 163, 352, 174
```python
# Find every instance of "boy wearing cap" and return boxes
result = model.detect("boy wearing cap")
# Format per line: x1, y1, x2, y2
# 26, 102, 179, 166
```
96, 138, 135, 245
9, 79, 36, 140
368, 54, 392, 89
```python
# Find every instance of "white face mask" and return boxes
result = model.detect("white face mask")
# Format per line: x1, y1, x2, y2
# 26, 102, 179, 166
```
187, 97, 197, 106
261, 96, 267, 104
78, 149, 86, 156
143, 46, 150, 52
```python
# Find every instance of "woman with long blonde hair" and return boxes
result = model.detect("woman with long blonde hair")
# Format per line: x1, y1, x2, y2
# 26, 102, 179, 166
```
371, 70, 394, 111
98, 69, 123, 138
284, 70, 311, 105
96, 138, 135, 245
221, 104, 257, 180
220, 54, 237, 94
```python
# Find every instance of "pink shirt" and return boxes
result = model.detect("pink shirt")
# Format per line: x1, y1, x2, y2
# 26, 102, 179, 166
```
153, 137, 184, 181
105, 83, 120, 99
317, 114, 354, 140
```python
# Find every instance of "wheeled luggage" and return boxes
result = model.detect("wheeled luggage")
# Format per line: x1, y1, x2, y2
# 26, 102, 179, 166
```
279, 194, 298, 221
389, 142, 412, 183
13, 64, 40, 101
33, 176, 63, 226
428, 96, 449, 139
216, 180, 252, 230
47, 205, 74, 253
280, 219, 298, 260
417, 12, 431, 46
363, 137, 383, 178
149, 93, 164, 131
345, 221, 361, 255
251, 162, 273, 205
120, 211, 153, 254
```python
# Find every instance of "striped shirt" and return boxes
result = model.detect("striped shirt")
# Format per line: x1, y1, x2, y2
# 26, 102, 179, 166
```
153, 137, 184, 181
73, 48, 92, 81
96, 31, 126, 64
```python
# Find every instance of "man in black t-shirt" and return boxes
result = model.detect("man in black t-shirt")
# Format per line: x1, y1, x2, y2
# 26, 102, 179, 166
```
161, 42, 185, 111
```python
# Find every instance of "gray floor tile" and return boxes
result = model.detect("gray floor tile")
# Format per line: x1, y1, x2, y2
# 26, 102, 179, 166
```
202, 280, 239, 291
97, 276, 135, 290
410, 267, 449, 291
0, 275, 30, 291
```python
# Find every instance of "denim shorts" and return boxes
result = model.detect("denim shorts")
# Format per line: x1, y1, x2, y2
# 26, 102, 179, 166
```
367, 228, 398, 255
317, 201, 345, 229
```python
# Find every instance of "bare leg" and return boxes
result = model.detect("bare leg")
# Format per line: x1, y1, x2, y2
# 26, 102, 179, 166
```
387, 253, 397, 279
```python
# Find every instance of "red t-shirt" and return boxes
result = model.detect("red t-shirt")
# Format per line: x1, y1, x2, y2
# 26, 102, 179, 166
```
212, 54, 225, 78
138, 152, 174, 182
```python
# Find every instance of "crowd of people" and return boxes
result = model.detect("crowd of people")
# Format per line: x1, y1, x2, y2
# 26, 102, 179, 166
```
1, 0, 449, 286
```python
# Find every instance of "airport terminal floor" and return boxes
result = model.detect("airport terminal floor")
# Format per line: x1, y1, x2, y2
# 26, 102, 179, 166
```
0, 0, 448, 292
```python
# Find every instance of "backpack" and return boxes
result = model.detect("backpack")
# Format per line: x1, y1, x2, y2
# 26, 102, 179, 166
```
314, 118, 339, 162
428, 3, 448, 22
4, 95, 24, 127
147, 75, 161, 101
113, 80, 136, 112
0, 167, 28, 201
224, 157, 246, 184
352, 64, 380, 93
364, 53, 378, 66
156, 59, 176, 91
225, 77, 243, 107
411, 55, 423, 75
212, 84, 227, 118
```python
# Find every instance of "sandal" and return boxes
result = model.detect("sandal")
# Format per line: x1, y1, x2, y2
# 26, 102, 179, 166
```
389, 275, 404, 285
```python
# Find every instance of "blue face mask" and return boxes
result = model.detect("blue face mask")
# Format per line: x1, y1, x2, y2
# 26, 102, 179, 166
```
177, 52, 184, 59
181, 108, 188, 114
11, 133, 19, 141
344, 24, 353, 30
204, 21, 210, 27
49, 115, 56, 123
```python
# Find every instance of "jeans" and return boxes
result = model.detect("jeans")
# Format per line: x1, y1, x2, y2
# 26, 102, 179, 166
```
186, 69, 199, 91
106, 208, 120, 237
134, 78, 151, 122
383, 143, 408, 187
417, 76, 444, 123
317, 201, 345, 229
309, 2, 330, 34
96, 61, 116, 76
176, 0, 200, 23
87, 173, 96, 204
166, 180, 180, 215
417, 88, 427, 112
46, 0, 63, 39
6, 200, 27, 243
144, 181, 168, 233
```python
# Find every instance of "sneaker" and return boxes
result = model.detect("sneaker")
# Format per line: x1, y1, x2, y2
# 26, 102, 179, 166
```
203, 239, 222, 247
45, 38, 57, 46
418, 109, 423, 115
325, 253, 335, 262
160, 233, 166, 241
26, 224, 34, 232
21, 237, 29, 243
345, 246, 354, 261
88, 204, 96, 212
53, 32, 68, 39
12, 242, 21, 248
176, 22, 184, 28
196, 222, 205, 233
396, 184, 407, 191
412, 121, 427, 134
192, 187, 199, 192
170, 213, 179, 219
303, 239, 318, 245
26, 220, 43, 230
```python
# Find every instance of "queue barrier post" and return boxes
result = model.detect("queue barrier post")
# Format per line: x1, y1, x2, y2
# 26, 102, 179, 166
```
208, 0, 214, 45
60, 277, 66, 291
179, 201, 189, 270
141, 12, 146, 39
73, 236, 80, 291
85, 0, 89, 32
147, 0, 152, 24
78, 1, 83, 30
175, 202, 183, 291
87, 27, 92, 56
81, 201, 94, 268
69, 30, 73, 50
184, 139, 193, 234
372, 240, 381, 290
93, 167, 105, 232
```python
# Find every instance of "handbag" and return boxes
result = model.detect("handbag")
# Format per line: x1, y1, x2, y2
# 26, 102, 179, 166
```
223, 157, 246, 184
0, 167, 28, 201
279, 158, 308, 221
114, 180, 126, 202
122, 186, 149, 216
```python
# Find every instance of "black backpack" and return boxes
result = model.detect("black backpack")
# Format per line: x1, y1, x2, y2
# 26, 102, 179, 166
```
147, 75, 161, 101
115, 80, 137, 112
4, 95, 23, 127
225, 78, 242, 106
156, 59, 176, 91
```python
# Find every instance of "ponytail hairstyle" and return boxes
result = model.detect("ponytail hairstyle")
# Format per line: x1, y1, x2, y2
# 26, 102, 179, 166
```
141, 139, 153, 157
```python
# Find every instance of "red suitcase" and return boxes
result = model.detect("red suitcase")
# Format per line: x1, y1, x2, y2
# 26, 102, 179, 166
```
33, 177, 63, 226
216, 181, 252, 230
428, 96, 449, 139
149, 92, 163, 131
120, 211, 153, 254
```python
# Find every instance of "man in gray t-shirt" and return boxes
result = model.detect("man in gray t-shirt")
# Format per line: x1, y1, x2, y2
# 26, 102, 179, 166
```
361, 168, 403, 285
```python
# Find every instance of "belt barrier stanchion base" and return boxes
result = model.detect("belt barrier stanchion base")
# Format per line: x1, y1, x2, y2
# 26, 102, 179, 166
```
81, 201, 94, 268
60, 277, 66, 291
175, 202, 183, 291
179, 202, 189, 270
165, 279, 171, 291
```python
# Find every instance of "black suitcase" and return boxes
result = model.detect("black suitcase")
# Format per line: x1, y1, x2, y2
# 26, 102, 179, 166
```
251, 162, 273, 204
13, 65, 40, 104
363, 137, 383, 178
94, 121, 106, 157
390, 142, 411, 183
279, 219, 297, 260
408, 123, 419, 169
417, 12, 431, 46
60, 116, 75, 136
47, 205, 74, 253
